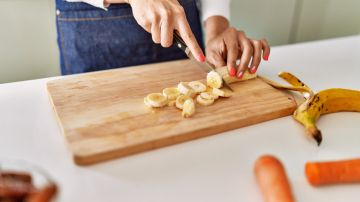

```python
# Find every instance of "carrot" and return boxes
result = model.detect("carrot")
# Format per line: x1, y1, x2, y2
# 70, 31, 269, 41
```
305, 158, 360, 186
25, 183, 57, 202
254, 155, 295, 202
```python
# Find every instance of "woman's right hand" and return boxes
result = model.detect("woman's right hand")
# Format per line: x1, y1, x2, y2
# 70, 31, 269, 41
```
126, 0, 205, 62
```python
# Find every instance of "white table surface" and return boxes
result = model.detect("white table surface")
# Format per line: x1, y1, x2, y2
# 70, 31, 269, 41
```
1, 35, 360, 202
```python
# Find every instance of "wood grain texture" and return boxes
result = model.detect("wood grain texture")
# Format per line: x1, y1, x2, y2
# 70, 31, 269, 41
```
47, 59, 297, 165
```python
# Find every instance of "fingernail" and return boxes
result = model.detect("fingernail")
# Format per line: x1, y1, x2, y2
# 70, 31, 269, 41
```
250, 66, 258, 74
237, 71, 244, 79
264, 54, 269, 61
199, 54, 206, 62
230, 67, 236, 77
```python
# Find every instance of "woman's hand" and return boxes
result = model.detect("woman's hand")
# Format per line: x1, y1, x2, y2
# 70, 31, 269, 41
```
204, 16, 270, 78
123, 0, 205, 62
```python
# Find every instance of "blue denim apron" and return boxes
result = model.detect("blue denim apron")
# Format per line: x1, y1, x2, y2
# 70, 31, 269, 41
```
55, 0, 204, 75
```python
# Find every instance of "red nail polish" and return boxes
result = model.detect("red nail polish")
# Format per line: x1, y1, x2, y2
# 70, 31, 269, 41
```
199, 54, 206, 62
230, 67, 236, 77
264, 54, 269, 61
250, 66, 257, 74
237, 71, 244, 79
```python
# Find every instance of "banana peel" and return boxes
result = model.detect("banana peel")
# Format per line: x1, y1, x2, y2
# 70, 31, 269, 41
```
260, 72, 360, 145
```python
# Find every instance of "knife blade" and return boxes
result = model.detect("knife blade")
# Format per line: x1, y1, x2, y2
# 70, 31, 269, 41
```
173, 33, 233, 91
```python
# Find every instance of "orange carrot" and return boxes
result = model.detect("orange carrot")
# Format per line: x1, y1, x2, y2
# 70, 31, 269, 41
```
254, 155, 295, 202
305, 158, 360, 186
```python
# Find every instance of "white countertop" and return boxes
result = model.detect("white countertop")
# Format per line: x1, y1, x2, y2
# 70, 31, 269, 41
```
1, 35, 360, 202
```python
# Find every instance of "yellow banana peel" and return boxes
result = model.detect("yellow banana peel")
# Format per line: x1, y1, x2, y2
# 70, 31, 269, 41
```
260, 72, 360, 145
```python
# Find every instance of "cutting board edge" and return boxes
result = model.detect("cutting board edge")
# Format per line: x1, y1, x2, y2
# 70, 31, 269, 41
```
71, 102, 297, 166
47, 86, 62, 132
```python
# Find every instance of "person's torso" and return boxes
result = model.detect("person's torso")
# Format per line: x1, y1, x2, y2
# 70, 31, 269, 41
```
55, 0, 204, 75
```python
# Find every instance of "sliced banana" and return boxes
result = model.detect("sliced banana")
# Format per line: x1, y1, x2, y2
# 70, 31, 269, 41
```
205, 87, 219, 99
188, 81, 206, 93
212, 88, 233, 98
144, 97, 152, 108
207, 71, 223, 89
168, 100, 176, 107
163, 87, 180, 100
177, 82, 196, 97
145, 93, 168, 107
200, 92, 217, 100
182, 99, 196, 118
177, 82, 191, 94
176, 95, 191, 109
196, 94, 215, 106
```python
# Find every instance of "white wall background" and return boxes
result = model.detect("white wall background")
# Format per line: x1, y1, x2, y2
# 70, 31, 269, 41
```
0, 0, 359, 84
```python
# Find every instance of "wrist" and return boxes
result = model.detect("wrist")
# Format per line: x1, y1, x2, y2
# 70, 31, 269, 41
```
204, 16, 229, 44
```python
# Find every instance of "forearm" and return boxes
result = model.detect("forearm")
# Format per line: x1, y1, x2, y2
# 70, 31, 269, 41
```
204, 16, 229, 44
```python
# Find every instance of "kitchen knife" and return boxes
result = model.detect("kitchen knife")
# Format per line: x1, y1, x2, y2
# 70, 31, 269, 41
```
173, 32, 233, 91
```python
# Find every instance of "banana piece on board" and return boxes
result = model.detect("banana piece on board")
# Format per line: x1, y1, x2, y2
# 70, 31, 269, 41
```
168, 100, 176, 107
178, 82, 196, 97
200, 92, 217, 100
182, 99, 196, 118
176, 94, 191, 110
145, 93, 168, 108
205, 87, 219, 99
188, 81, 207, 93
207, 71, 223, 89
215, 66, 257, 84
212, 88, 233, 98
197, 93, 215, 106
163, 87, 180, 100
144, 97, 152, 108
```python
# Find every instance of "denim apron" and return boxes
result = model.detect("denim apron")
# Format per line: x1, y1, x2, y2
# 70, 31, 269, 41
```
55, 0, 204, 75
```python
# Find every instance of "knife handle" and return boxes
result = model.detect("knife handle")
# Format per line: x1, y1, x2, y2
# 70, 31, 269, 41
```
173, 32, 187, 53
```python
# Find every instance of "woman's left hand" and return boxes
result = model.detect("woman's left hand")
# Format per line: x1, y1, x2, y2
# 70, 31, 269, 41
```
204, 16, 270, 78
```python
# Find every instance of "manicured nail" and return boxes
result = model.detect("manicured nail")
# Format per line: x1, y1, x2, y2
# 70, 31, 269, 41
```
264, 54, 269, 61
250, 66, 258, 74
237, 71, 244, 79
199, 54, 206, 62
230, 67, 236, 77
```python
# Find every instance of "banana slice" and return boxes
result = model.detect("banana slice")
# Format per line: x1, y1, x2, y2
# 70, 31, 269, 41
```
205, 87, 219, 99
145, 93, 168, 107
177, 82, 196, 97
163, 87, 180, 100
212, 88, 233, 98
182, 99, 196, 118
196, 94, 215, 106
177, 82, 191, 94
207, 71, 223, 89
200, 92, 217, 100
188, 81, 206, 93
144, 97, 152, 108
176, 95, 191, 109
168, 100, 176, 107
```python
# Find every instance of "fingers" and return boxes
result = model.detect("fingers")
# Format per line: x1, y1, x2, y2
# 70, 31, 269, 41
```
177, 15, 205, 62
160, 14, 174, 47
224, 28, 239, 77
249, 39, 262, 74
150, 14, 161, 44
207, 51, 226, 68
261, 39, 271, 61
237, 31, 253, 78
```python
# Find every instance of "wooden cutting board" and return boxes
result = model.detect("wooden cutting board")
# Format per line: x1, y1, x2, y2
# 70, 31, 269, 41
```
47, 59, 297, 165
